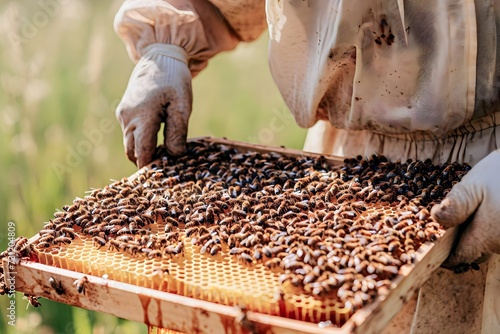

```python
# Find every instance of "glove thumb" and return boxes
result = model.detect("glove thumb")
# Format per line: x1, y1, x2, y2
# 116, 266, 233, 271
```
443, 221, 490, 267
443, 205, 492, 266
430, 179, 481, 229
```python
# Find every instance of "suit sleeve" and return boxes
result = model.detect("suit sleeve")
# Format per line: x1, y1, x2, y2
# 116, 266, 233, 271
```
114, 0, 245, 76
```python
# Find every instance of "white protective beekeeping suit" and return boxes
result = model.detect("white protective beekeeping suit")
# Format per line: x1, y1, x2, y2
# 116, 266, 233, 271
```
114, 1, 500, 332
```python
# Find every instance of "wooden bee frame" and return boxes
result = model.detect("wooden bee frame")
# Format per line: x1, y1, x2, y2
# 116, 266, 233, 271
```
3, 137, 457, 334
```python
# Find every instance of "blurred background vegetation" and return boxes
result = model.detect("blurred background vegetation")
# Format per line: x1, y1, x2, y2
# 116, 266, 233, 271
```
0, 0, 306, 333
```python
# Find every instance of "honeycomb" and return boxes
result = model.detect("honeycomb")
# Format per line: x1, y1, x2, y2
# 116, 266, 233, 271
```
0, 139, 470, 327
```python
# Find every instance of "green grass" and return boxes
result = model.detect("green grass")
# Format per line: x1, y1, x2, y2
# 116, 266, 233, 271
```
0, 1, 306, 333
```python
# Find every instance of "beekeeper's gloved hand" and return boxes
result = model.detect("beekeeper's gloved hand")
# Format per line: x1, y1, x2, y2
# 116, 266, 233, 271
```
431, 150, 500, 267
116, 44, 191, 167
114, 0, 267, 167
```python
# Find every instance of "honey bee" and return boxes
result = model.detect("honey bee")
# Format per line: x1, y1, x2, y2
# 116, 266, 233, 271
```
394, 219, 412, 231
75, 214, 91, 227
108, 240, 126, 252
273, 184, 282, 195
152, 267, 170, 276
240, 201, 250, 213
265, 258, 281, 269
116, 227, 131, 236
84, 224, 102, 236
141, 248, 161, 259
232, 209, 247, 217
339, 211, 358, 219
303, 272, 318, 285
218, 216, 233, 226
56, 221, 73, 231
416, 230, 426, 239
24, 294, 42, 308
210, 244, 221, 256
53, 211, 67, 218
295, 202, 309, 211
293, 181, 306, 192
64, 203, 79, 212
164, 216, 179, 227
274, 219, 286, 231
101, 197, 115, 207
416, 208, 430, 221
36, 241, 52, 249
102, 186, 118, 196
200, 239, 215, 254
48, 277, 65, 295
127, 244, 141, 255
379, 193, 395, 203
12, 237, 33, 258
241, 223, 255, 235
229, 248, 245, 255
228, 225, 241, 235
60, 227, 77, 240
73, 276, 88, 294
119, 208, 136, 216
283, 179, 294, 190
351, 201, 367, 213
158, 243, 174, 256
205, 207, 217, 224
92, 236, 106, 249
38, 234, 54, 243
106, 218, 122, 226
364, 189, 380, 202
184, 227, 198, 238
38, 229, 56, 237
253, 248, 262, 260
256, 214, 271, 226
191, 232, 210, 246
238, 252, 253, 264
261, 245, 274, 258
252, 204, 266, 214
164, 232, 179, 242
153, 207, 167, 217
215, 201, 229, 211
173, 242, 184, 255
53, 236, 72, 245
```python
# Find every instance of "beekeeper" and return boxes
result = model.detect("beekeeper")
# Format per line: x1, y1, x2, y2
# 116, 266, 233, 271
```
114, 1, 500, 332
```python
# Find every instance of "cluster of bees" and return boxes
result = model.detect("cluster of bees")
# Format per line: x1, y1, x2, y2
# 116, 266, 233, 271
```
0, 236, 32, 295
0, 235, 91, 306
0, 140, 470, 311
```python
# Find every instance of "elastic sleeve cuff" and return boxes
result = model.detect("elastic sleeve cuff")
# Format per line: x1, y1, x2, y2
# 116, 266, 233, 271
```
114, 0, 240, 75
142, 43, 189, 65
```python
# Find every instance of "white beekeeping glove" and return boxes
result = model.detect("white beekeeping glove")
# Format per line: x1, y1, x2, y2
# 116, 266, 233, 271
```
431, 150, 500, 267
114, 0, 243, 167
116, 44, 192, 167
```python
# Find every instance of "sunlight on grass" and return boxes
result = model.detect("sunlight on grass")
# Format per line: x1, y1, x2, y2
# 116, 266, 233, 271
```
0, 1, 306, 333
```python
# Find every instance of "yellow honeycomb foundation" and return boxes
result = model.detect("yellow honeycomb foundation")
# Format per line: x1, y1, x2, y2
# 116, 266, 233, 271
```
34, 224, 353, 326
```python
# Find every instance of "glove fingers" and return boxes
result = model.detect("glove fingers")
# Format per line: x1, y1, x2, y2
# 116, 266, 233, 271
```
444, 210, 489, 267
164, 84, 192, 156
431, 181, 480, 229
135, 119, 161, 168
124, 130, 137, 165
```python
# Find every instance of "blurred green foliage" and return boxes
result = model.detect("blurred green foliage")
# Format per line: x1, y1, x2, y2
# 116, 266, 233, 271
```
0, 0, 306, 333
